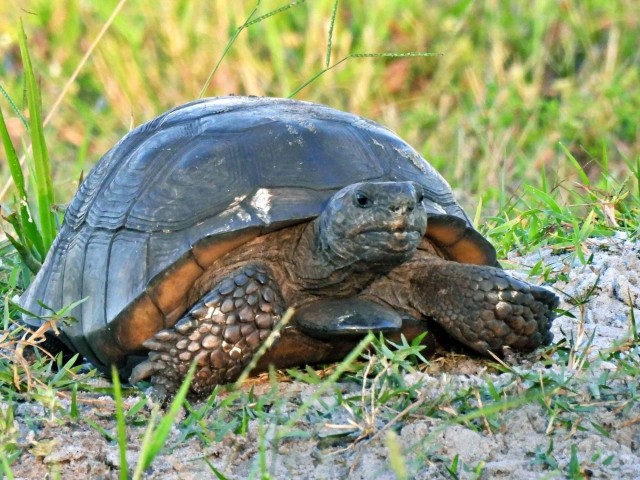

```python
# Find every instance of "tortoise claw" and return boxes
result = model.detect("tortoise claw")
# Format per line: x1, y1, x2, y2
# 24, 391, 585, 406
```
437, 267, 559, 354
381, 256, 559, 355
129, 359, 159, 384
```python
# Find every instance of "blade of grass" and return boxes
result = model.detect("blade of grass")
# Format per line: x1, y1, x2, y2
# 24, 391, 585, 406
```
2, 227, 41, 274
0, 0, 127, 203
42, 0, 128, 128
0, 454, 15, 480
18, 20, 56, 252
325, 0, 339, 68
0, 106, 45, 262
288, 51, 442, 98
111, 366, 129, 480
133, 360, 196, 478
628, 290, 638, 341
385, 430, 408, 480
559, 142, 590, 187
69, 382, 78, 419
0, 109, 25, 203
523, 185, 564, 216
232, 307, 294, 389
244, 0, 307, 27
204, 458, 230, 480
0, 85, 28, 128
198, 0, 311, 98
281, 332, 375, 433
198, 1, 262, 98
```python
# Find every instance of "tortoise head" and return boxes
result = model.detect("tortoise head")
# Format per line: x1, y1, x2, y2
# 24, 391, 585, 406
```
317, 181, 428, 266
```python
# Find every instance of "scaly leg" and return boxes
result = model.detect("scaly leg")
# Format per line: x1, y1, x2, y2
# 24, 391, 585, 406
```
130, 264, 283, 395
364, 254, 559, 355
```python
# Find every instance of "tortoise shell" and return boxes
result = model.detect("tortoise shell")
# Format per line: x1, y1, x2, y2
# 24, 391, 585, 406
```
20, 96, 496, 372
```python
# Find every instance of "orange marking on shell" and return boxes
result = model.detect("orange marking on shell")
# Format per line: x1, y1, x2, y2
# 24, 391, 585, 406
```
148, 254, 205, 320
114, 294, 165, 351
425, 218, 496, 266
425, 221, 463, 246
443, 238, 493, 265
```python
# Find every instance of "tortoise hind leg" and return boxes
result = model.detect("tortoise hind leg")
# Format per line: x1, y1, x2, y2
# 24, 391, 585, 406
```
130, 264, 284, 395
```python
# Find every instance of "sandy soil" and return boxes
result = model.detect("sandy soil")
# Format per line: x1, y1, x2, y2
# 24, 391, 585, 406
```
4, 234, 640, 479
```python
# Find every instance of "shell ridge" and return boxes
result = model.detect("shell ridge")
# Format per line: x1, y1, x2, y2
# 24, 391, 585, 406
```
75, 229, 109, 365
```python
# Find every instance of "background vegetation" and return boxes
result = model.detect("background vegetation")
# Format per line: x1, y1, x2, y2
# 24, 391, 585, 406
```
1, 0, 637, 217
0, 0, 638, 478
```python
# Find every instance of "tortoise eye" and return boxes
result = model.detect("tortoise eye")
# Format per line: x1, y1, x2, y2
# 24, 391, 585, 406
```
354, 191, 373, 208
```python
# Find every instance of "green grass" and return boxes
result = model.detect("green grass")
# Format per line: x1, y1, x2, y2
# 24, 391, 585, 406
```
0, 21, 58, 279
0, 0, 639, 478
0, 1, 637, 207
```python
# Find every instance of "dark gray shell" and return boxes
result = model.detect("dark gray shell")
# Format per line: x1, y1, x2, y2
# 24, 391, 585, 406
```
20, 96, 481, 372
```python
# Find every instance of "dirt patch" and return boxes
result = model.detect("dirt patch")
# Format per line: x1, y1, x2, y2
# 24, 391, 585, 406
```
4, 234, 640, 479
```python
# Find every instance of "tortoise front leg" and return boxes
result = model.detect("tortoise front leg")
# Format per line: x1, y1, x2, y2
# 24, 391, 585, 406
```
364, 253, 559, 355
130, 264, 284, 395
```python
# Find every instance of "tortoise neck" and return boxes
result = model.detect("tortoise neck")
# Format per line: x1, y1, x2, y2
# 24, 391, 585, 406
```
288, 219, 378, 295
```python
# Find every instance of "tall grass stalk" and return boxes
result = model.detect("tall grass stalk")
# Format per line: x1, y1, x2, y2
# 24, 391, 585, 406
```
289, 52, 441, 98
132, 361, 196, 479
111, 366, 129, 480
17, 21, 56, 253
198, 1, 262, 98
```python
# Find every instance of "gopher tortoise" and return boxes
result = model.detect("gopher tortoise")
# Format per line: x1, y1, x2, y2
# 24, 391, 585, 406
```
20, 96, 558, 395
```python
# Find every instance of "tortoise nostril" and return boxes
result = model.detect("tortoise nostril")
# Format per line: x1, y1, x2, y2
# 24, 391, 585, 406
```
390, 201, 415, 214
